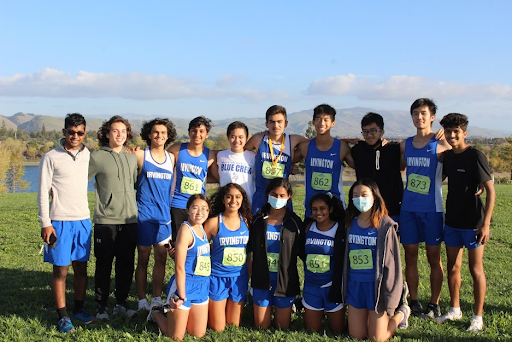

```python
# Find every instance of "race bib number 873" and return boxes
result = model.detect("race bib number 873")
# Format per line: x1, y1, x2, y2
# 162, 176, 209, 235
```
407, 173, 431, 195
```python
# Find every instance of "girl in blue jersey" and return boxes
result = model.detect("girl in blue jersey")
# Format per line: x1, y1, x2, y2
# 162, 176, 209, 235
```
204, 183, 252, 331
149, 194, 211, 340
343, 179, 409, 341
249, 177, 303, 329
300, 192, 346, 334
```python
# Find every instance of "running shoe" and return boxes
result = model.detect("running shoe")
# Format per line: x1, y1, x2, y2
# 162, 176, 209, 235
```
467, 316, 484, 333
71, 308, 96, 324
419, 303, 441, 319
409, 300, 423, 316
397, 304, 411, 329
113, 304, 137, 318
138, 298, 150, 311
437, 309, 462, 323
96, 306, 110, 321
57, 316, 76, 333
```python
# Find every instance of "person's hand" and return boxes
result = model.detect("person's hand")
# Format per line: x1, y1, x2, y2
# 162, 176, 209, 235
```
164, 240, 176, 259
41, 226, 56, 244
290, 164, 299, 175
475, 183, 484, 196
125, 146, 141, 154
381, 138, 389, 146
476, 223, 490, 245
434, 129, 445, 141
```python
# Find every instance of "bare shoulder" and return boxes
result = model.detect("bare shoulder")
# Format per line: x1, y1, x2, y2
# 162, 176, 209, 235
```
204, 216, 220, 240
290, 134, 308, 147
245, 133, 263, 151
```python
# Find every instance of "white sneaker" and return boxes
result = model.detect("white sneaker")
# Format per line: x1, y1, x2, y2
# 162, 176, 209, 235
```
437, 309, 463, 323
96, 308, 110, 321
113, 304, 137, 318
467, 317, 483, 333
150, 297, 164, 309
138, 299, 150, 311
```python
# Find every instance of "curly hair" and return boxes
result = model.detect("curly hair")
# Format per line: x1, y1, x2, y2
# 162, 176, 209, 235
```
97, 115, 133, 147
140, 118, 177, 147
209, 183, 252, 226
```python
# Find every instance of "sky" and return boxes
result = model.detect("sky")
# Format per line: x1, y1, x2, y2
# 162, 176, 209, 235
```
1, 1, 511, 132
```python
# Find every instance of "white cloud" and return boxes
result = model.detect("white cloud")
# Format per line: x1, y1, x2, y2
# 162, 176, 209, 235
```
0, 68, 290, 102
306, 74, 512, 101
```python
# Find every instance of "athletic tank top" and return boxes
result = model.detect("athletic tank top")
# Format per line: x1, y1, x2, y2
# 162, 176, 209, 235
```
183, 221, 211, 278
304, 221, 338, 286
401, 136, 443, 212
136, 148, 174, 224
348, 218, 378, 282
211, 213, 250, 277
304, 139, 345, 217
266, 223, 281, 281
171, 143, 210, 209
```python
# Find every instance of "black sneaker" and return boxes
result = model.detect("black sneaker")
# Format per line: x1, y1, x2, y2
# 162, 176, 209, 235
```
419, 303, 441, 319
409, 300, 423, 316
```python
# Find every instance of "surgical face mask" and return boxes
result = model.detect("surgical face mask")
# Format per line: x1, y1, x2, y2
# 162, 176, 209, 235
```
268, 195, 288, 210
352, 197, 373, 213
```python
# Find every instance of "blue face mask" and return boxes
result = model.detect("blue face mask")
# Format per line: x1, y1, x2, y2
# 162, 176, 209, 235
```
268, 195, 288, 210
352, 197, 373, 213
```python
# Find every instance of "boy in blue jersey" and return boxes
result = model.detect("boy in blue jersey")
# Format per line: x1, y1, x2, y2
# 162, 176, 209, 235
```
135, 118, 177, 311
293, 104, 354, 221
245, 105, 308, 215
437, 113, 495, 332
399, 98, 451, 319
168, 116, 216, 239
38, 113, 95, 333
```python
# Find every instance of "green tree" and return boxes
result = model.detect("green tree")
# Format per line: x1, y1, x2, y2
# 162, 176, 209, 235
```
5, 152, 28, 192
305, 120, 316, 139
0, 146, 10, 193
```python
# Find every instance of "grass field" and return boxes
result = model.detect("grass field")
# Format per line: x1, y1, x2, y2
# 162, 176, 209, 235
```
0, 186, 511, 341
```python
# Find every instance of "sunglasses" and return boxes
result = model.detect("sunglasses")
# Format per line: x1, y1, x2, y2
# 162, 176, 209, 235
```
66, 129, 86, 136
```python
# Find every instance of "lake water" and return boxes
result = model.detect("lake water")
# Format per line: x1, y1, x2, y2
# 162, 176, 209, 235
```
22, 165, 96, 193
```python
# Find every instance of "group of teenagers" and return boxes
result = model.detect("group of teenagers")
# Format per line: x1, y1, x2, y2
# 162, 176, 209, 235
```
37, 98, 495, 341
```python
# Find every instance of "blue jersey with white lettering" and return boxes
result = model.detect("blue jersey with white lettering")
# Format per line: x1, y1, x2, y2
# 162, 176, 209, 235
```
401, 136, 443, 212
304, 139, 344, 217
266, 223, 281, 281
171, 143, 210, 209
211, 213, 249, 277
136, 148, 174, 224
252, 134, 293, 214
304, 222, 338, 286
348, 219, 378, 282
183, 221, 211, 278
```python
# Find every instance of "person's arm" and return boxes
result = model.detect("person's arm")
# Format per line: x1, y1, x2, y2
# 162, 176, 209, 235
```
167, 143, 180, 162
170, 223, 193, 309
477, 179, 495, 245
203, 216, 219, 241
399, 140, 406, 171
340, 140, 355, 169
207, 150, 219, 183
38, 155, 55, 243
436, 139, 452, 160
292, 141, 307, 163
244, 133, 263, 152
135, 149, 144, 175
88, 154, 97, 181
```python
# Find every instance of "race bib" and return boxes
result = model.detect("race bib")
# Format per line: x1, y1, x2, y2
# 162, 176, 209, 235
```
407, 173, 431, 195
267, 252, 279, 272
349, 249, 373, 270
222, 247, 246, 267
262, 161, 285, 179
306, 254, 330, 273
180, 176, 203, 195
194, 255, 211, 276
311, 172, 332, 191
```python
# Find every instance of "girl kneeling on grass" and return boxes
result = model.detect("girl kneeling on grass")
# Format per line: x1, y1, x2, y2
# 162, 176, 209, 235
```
204, 183, 252, 331
299, 192, 346, 335
149, 194, 211, 341
249, 177, 303, 329
343, 178, 409, 342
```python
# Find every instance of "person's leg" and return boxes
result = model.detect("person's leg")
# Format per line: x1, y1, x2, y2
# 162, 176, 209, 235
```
304, 308, 324, 332
347, 305, 368, 340
114, 223, 137, 305
368, 310, 404, 342
468, 245, 486, 316
93, 224, 115, 309
186, 303, 208, 338
52, 265, 70, 316
152, 244, 168, 298
208, 299, 227, 332
274, 306, 293, 329
72, 261, 88, 303
225, 299, 244, 327
425, 244, 444, 305
135, 245, 152, 300
445, 245, 463, 308
253, 304, 272, 329
167, 308, 190, 340
326, 307, 346, 335
403, 244, 419, 300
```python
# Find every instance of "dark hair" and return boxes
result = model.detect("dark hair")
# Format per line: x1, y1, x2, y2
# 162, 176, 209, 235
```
97, 115, 133, 147
361, 112, 384, 130
259, 177, 292, 213
313, 104, 336, 121
226, 121, 249, 138
410, 98, 437, 116
140, 118, 177, 147
188, 116, 213, 132
265, 105, 287, 122
309, 192, 345, 223
345, 178, 388, 229
440, 113, 469, 131
186, 193, 210, 210
65, 113, 86, 129
209, 183, 252, 225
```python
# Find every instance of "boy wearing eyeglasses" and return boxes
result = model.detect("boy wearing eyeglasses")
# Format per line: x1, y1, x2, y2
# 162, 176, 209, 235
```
351, 112, 403, 223
38, 113, 95, 333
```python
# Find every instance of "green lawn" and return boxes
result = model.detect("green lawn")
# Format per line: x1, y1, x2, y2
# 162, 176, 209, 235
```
0, 186, 511, 341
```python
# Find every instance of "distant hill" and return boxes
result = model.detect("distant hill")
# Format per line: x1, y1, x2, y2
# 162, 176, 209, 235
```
1, 108, 510, 139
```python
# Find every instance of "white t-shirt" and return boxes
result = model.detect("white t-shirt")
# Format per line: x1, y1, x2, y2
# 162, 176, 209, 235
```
216, 149, 256, 202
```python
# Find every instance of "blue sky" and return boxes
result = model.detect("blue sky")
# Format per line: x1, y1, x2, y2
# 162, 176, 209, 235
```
1, 1, 511, 132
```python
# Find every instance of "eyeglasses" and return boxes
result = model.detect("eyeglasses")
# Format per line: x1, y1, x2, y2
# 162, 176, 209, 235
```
189, 207, 209, 213
66, 129, 86, 136
361, 129, 383, 136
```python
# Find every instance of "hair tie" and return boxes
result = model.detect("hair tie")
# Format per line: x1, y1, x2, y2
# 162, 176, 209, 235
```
327, 192, 333, 199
